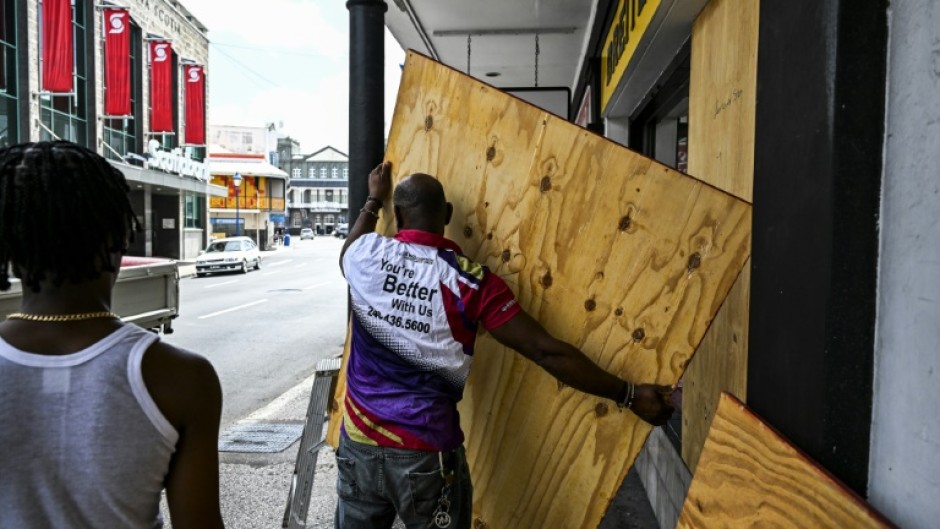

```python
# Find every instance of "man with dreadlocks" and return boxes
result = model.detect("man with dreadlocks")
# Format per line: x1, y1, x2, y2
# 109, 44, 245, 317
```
0, 141, 226, 529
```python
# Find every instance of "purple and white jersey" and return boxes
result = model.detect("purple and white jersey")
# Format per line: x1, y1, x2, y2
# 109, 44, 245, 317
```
341, 230, 520, 451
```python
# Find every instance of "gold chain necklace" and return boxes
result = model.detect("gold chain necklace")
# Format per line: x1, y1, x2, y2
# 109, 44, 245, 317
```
5, 311, 119, 322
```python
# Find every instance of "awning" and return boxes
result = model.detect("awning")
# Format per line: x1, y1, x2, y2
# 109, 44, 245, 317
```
208, 156, 288, 180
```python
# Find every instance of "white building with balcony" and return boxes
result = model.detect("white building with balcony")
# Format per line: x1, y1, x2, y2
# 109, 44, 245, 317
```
283, 146, 348, 235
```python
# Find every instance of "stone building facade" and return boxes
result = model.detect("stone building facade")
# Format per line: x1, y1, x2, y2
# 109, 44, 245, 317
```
4, 0, 221, 260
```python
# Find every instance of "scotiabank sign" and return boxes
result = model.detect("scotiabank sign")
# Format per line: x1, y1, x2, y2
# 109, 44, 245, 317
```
148, 146, 210, 180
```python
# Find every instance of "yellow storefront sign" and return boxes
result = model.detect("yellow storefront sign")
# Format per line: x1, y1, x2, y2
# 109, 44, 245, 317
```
600, 0, 662, 112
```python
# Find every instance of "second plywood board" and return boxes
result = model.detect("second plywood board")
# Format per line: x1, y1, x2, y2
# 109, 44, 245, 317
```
678, 393, 897, 529
329, 52, 752, 529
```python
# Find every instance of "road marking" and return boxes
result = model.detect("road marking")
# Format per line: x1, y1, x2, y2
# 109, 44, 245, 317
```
197, 299, 269, 320
303, 281, 331, 290
204, 280, 237, 289
262, 271, 282, 277
267, 259, 293, 267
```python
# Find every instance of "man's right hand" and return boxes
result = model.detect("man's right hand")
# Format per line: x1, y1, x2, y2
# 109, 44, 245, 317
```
630, 384, 676, 426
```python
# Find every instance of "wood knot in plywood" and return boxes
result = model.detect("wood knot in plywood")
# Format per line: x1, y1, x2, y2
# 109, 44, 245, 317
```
584, 299, 596, 311
618, 215, 632, 231
688, 252, 702, 272
501, 249, 511, 262
487, 232, 493, 240
632, 328, 646, 342
463, 225, 473, 238
484, 201, 490, 208
540, 270, 553, 288
595, 403, 609, 417
615, 307, 624, 317
474, 519, 488, 529
424, 115, 433, 131
540, 176, 552, 193
486, 146, 496, 161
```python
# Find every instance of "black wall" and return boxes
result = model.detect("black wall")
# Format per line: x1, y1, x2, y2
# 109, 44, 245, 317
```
748, 0, 887, 495
151, 194, 180, 260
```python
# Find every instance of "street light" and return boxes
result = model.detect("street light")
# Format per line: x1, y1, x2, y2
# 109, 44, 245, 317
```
233, 171, 242, 236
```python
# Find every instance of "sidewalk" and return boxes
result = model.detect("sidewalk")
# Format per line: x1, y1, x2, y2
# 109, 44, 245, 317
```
160, 372, 341, 529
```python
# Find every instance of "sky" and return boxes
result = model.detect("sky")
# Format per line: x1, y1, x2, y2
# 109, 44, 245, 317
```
179, 0, 405, 154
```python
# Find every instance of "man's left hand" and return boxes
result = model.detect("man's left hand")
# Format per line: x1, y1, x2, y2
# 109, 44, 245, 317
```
369, 161, 392, 203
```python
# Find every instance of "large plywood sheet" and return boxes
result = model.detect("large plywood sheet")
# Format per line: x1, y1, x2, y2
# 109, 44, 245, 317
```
678, 393, 898, 529
329, 52, 752, 529
683, 0, 759, 472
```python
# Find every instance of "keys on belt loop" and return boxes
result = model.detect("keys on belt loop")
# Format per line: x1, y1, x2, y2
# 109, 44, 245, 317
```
431, 451, 455, 528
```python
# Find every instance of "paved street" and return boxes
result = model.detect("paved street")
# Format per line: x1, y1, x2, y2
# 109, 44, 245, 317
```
165, 236, 349, 431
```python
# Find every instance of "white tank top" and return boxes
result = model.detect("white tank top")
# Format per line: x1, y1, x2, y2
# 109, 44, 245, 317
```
0, 324, 179, 529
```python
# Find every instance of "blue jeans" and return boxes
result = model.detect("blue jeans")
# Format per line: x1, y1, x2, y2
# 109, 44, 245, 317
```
335, 435, 472, 529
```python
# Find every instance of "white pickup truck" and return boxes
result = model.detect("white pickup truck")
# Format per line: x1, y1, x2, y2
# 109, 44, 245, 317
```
0, 257, 180, 334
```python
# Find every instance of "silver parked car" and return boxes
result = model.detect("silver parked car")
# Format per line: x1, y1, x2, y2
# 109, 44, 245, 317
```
195, 236, 262, 277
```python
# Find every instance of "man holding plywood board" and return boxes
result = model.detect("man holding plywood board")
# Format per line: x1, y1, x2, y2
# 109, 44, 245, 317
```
335, 163, 675, 529
328, 52, 752, 529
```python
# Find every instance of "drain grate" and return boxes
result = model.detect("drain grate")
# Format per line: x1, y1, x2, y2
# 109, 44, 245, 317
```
218, 422, 305, 453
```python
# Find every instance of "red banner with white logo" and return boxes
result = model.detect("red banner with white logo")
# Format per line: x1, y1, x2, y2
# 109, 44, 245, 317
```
184, 64, 206, 145
149, 40, 174, 133
41, 0, 74, 93
104, 9, 131, 116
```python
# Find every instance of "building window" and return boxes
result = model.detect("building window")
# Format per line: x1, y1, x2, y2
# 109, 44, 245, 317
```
343, 166, 348, 179
320, 167, 327, 178
339, 190, 346, 205
39, 0, 89, 146
325, 189, 334, 204
292, 167, 300, 179
184, 192, 204, 228
189, 146, 206, 162
103, 21, 140, 161
0, 0, 20, 147
308, 166, 315, 178
331, 166, 338, 179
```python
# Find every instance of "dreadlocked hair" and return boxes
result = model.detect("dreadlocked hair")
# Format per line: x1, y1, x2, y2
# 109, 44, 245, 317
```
0, 141, 140, 292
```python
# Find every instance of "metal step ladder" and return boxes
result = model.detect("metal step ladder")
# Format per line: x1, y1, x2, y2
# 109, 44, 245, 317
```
282, 356, 343, 529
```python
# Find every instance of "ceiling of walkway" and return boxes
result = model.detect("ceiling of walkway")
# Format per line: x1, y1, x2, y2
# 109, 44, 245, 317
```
384, 0, 595, 91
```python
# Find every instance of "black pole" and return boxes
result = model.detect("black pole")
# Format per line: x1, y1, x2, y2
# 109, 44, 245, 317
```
347, 0, 387, 226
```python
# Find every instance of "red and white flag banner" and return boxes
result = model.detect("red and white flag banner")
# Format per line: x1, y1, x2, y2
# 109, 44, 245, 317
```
184, 64, 206, 145
0, 5, 7, 91
149, 40, 174, 133
104, 8, 131, 116
41, 0, 74, 93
